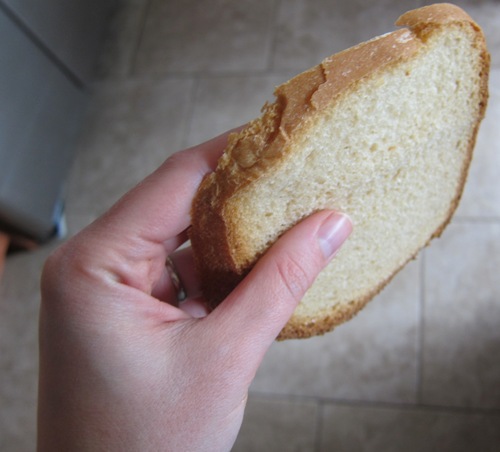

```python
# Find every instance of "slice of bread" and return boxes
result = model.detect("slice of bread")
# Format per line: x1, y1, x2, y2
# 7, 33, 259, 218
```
190, 3, 490, 340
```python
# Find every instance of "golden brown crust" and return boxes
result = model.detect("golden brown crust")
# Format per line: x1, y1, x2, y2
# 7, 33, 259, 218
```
396, 3, 477, 31
190, 3, 490, 334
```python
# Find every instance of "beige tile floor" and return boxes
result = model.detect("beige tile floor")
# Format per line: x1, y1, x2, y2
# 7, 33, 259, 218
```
1, 0, 500, 450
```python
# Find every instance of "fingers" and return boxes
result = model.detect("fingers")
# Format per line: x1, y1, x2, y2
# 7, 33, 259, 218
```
151, 246, 202, 303
170, 247, 202, 300
206, 210, 352, 359
67, 130, 238, 299
96, 130, 236, 248
178, 298, 210, 318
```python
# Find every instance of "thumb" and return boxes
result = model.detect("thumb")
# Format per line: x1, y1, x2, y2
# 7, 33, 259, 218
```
207, 210, 352, 356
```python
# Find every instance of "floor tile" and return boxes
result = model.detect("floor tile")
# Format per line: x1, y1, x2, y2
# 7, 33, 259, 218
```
0, 246, 54, 451
272, 0, 499, 73
96, 0, 150, 79
233, 396, 318, 452
271, 0, 421, 73
251, 259, 420, 404
133, 0, 276, 76
422, 222, 500, 409
186, 74, 287, 147
456, 69, 500, 219
65, 77, 194, 235
319, 403, 500, 452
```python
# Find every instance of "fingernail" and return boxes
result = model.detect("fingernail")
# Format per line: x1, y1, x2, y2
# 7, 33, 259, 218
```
317, 212, 353, 261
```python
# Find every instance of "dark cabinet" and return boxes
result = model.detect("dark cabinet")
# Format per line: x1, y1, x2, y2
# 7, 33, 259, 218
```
0, 0, 117, 241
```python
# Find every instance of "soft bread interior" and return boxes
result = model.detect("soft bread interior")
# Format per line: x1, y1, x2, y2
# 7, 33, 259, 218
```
224, 25, 485, 336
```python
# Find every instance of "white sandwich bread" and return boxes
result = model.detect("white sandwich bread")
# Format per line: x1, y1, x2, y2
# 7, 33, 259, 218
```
190, 3, 490, 339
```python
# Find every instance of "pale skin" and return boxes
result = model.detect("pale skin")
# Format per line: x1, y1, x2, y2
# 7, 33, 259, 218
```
38, 130, 352, 451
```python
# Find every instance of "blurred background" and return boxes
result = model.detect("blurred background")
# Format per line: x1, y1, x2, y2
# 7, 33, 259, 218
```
1, 0, 499, 450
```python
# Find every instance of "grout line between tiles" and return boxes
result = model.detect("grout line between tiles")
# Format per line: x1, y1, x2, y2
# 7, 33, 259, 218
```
122, 68, 296, 82
265, 0, 283, 73
313, 400, 325, 452
416, 248, 426, 404
129, 0, 154, 78
248, 390, 500, 417
181, 75, 201, 149
453, 216, 500, 224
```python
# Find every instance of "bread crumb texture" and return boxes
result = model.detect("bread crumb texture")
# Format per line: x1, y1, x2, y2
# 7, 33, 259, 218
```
190, 3, 490, 339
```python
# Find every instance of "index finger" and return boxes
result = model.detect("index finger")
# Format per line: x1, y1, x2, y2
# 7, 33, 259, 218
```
101, 129, 235, 246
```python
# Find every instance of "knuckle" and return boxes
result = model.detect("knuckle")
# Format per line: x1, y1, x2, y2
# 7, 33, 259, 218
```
275, 253, 314, 302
